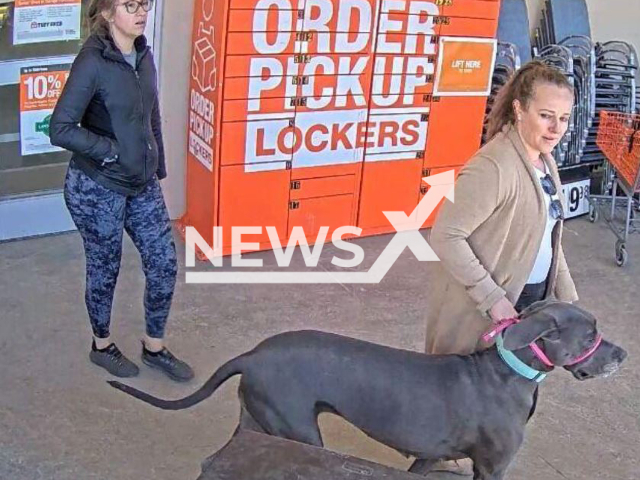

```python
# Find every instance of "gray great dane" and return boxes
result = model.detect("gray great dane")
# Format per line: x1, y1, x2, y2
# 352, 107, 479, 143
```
109, 301, 627, 480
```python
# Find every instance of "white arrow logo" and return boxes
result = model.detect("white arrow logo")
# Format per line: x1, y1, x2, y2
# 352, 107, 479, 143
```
185, 170, 455, 284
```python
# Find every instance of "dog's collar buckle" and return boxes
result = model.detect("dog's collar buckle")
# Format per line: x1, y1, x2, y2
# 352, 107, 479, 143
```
532, 371, 546, 382
496, 334, 548, 383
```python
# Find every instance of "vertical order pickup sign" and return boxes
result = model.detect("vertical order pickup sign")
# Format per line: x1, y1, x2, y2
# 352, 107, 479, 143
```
188, 0, 219, 172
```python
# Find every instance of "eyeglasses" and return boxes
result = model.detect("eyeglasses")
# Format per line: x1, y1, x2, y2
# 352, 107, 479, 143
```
118, 0, 153, 14
550, 199, 564, 220
540, 174, 557, 196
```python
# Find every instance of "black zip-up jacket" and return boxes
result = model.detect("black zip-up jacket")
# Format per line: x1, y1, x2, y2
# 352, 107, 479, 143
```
50, 34, 166, 195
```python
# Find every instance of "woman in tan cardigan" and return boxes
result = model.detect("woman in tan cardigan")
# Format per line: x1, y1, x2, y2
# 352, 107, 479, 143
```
426, 61, 579, 355
423, 60, 579, 478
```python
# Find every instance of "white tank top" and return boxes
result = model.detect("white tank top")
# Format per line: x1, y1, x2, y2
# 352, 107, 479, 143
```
527, 163, 558, 284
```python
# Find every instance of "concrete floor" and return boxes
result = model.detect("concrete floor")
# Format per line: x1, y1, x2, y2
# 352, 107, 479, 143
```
0, 217, 638, 480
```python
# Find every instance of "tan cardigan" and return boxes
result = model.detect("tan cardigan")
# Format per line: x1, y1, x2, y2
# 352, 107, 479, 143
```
425, 125, 579, 355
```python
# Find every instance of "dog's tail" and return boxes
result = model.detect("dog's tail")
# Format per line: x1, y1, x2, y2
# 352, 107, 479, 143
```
107, 353, 249, 410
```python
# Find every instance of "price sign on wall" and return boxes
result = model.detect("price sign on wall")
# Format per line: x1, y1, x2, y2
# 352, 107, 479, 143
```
19, 64, 70, 156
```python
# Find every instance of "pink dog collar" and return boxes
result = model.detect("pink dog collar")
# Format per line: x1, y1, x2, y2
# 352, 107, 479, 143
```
482, 319, 603, 369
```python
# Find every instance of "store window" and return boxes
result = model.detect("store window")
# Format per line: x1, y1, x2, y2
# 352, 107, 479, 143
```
0, 0, 157, 199
1, 0, 90, 197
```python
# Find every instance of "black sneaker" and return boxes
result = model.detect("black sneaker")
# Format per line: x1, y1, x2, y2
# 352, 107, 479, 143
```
90, 341, 140, 378
141, 345, 194, 382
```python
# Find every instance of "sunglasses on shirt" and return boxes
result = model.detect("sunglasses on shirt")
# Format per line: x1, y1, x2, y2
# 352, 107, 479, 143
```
540, 174, 564, 220
540, 174, 558, 196
550, 199, 564, 220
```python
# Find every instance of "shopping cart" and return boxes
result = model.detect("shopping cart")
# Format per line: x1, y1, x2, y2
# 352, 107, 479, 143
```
588, 111, 640, 266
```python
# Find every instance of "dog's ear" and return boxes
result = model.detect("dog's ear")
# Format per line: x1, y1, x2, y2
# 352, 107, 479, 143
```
543, 301, 597, 328
502, 312, 558, 350
518, 299, 559, 318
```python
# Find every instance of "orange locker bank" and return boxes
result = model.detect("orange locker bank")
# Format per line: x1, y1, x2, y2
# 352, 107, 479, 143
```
183, 0, 500, 255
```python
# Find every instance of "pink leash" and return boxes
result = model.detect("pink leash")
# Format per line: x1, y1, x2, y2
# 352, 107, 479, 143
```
482, 317, 603, 368
481, 318, 519, 342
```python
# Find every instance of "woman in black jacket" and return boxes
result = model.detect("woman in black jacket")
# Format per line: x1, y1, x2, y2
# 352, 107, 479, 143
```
51, 0, 193, 382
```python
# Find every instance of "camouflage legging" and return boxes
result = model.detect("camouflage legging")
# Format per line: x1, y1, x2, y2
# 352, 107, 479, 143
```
64, 160, 178, 339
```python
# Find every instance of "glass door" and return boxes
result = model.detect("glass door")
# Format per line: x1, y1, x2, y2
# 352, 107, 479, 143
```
0, 0, 161, 240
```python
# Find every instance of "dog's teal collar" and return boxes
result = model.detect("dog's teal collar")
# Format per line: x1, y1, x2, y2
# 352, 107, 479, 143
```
496, 334, 548, 383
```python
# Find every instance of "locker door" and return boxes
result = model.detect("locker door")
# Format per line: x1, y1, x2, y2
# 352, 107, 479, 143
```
360, 2, 438, 231
219, 1, 305, 252
291, 104, 369, 170
290, 1, 376, 173
288, 194, 357, 239
221, 22, 298, 163
437, 16, 498, 38
424, 36, 494, 168
288, 97, 365, 237
358, 107, 429, 231
223, 5, 301, 121
358, 158, 423, 231
281, 0, 378, 242
372, 6, 439, 111
301, 0, 378, 38
363, 110, 430, 161
442, 0, 501, 20
219, 162, 292, 252
225, 6, 301, 55
376, 8, 440, 57
289, 175, 357, 200
229, 0, 306, 8
220, 117, 296, 166
423, 96, 486, 168
221, 77, 297, 126
288, 173, 358, 236
370, 54, 435, 110
420, 164, 462, 228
